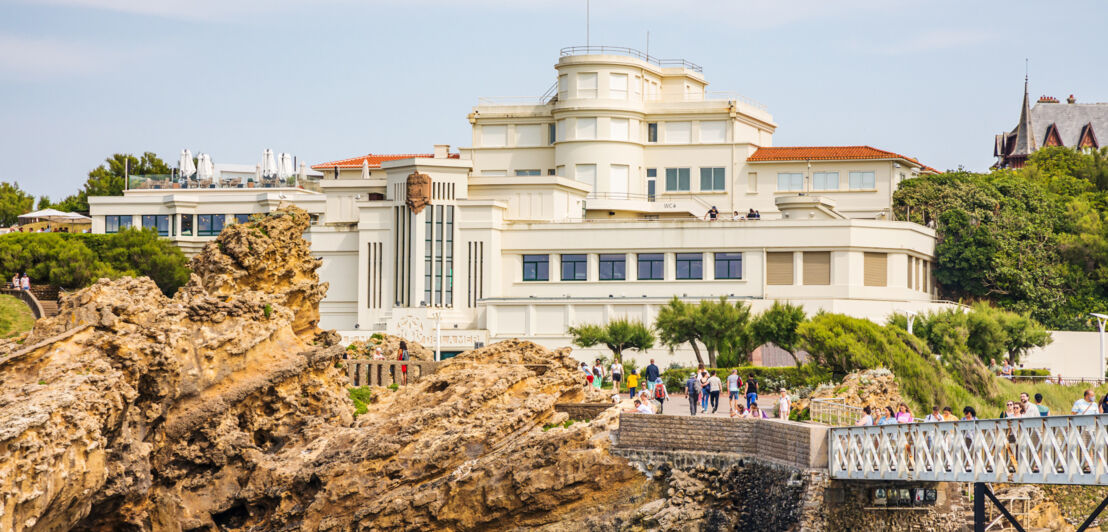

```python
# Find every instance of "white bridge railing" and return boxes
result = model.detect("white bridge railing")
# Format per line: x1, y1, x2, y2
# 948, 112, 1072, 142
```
829, 414, 1108, 485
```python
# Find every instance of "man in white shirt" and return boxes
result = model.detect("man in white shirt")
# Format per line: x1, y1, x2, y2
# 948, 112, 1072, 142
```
635, 399, 653, 415
923, 406, 943, 423
1072, 389, 1098, 415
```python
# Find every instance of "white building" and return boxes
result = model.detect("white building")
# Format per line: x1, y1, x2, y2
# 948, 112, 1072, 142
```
90, 47, 952, 362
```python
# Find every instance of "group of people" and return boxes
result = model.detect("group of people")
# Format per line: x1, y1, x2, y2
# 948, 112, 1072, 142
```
852, 392, 1061, 427
8, 273, 30, 291
704, 206, 761, 221
579, 358, 626, 390
683, 368, 789, 419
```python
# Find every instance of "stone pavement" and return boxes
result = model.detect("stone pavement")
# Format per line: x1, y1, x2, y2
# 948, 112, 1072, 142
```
611, 388, 784, 418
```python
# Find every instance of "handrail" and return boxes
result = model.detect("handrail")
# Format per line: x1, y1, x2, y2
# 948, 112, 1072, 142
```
559, 45, 703, 72
811, 397, 866, 426
829, 413, 1108, 485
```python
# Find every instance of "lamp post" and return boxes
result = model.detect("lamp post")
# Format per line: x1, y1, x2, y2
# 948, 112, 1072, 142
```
901, 309, 918, 335
429, 309, 443, 362
1091, 313, 1107, 382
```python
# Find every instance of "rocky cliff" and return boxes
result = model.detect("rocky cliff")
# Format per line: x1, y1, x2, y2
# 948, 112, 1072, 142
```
0, 206, 649, 531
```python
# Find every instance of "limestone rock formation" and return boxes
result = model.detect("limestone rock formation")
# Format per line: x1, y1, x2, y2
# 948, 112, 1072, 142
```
0, 206, 644, 531
345, 333, 434, 361
798, 368, 905, 415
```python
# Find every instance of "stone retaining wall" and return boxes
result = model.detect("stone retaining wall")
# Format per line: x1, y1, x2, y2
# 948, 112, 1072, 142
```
616, 413, 828, 469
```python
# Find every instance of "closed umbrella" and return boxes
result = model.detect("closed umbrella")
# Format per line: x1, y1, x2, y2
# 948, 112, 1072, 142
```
361, 158, 370, 179
197, 154, 215, 181
180, 149, 196, 179
298, 162, 307, 183
262, 149, 277, 177
276, 153, 291, 179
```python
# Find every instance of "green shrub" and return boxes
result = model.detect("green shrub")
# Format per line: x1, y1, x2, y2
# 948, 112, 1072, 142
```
263, 304, 272, 319
370, 333, 384, 341
387, 383, 399, 391
1014, 368, 1051, 377
348, 386, 374, 417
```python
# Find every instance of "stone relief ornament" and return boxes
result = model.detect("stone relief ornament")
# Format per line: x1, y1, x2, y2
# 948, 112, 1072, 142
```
406, 172, 432, 214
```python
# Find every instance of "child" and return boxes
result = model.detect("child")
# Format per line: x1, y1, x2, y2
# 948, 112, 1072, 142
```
626, 369, 639, 399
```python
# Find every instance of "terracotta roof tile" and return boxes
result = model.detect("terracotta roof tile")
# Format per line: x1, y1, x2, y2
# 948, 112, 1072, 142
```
311, 153, 458, 170
747, 146, 923, 166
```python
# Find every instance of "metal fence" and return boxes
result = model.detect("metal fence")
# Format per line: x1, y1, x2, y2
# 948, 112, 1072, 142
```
829, 414, 1108, 485
810, 398, 865, 426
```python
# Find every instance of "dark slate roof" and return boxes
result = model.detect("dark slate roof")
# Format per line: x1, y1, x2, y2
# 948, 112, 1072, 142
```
1030, 102, 1108, 148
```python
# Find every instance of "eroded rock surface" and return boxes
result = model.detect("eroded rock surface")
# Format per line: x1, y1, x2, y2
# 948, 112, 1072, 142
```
0, 206, 647, 532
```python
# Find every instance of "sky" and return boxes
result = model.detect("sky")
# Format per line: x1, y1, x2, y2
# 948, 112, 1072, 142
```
1, 0, 1106, 199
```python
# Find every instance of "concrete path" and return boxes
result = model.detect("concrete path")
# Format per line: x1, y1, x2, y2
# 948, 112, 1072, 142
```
613, 389, 783, 418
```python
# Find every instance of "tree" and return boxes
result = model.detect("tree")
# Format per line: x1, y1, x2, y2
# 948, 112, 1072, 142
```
60, 152, 171, 212
696, 297, 752, 367
568, 317, 654, 364
0, 181, 35, 227
654, 297, 706, 366
750, 301, 807, 366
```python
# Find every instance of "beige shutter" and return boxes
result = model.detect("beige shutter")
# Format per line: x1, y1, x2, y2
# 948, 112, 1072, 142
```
803, 252, 831, 285
863, 252, 887, 287
766, 252, 794, 285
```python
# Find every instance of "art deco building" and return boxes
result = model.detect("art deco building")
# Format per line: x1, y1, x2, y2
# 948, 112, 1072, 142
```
90, 47, 953, 361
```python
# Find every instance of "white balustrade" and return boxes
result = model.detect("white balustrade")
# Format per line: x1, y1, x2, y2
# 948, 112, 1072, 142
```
829, 414, 1108, 485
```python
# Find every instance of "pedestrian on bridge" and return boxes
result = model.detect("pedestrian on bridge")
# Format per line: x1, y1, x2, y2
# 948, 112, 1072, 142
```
685, 373, 699, 416
1072, 389, 1098, 415
855, 406, 873, 426
1034, 393, 1049, 416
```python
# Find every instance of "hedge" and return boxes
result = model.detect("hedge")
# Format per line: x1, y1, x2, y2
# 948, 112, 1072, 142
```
660, 364, 832, 393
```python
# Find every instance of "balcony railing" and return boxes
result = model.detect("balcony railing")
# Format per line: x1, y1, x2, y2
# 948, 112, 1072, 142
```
127, 174, 301, 190
559, 45, 702, 72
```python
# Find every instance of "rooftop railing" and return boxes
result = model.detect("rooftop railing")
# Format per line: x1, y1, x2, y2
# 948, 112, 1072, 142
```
127, 174, 301, 190
559, 46, 703, 72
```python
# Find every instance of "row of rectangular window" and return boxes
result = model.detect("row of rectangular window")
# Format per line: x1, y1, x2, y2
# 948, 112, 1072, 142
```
776, 171, 876, 192
523, 252, 743, 281
645, 167, 725, 192
483, 119, 727, 147
104, 214, 252, 236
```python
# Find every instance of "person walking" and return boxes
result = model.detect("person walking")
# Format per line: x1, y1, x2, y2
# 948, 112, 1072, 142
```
707, 371, 722, 413
698, 371, 710, 413
644, 359, 660, 392
591, 363, 603, 389
610, 360, 623, 392
397, 340, 410, 385
20, 273, 30, 291
941, 407, 958, 421
652, 379, 669, 414
745, 375, 759, 409
685, 373, 699, 416
878, 406, 897, 425
626, 369, 639, 399
895, 403, 912, 423
726, 369, 742, 415
924, 406, 943, 423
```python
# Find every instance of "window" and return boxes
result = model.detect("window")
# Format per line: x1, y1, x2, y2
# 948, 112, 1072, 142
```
483, 170, 507, 176
141, 215, 170, 237
610, 118, 629, 141
556, 165, 565, 177
813, 171, 839, 190
803, 251, 831, 285
599, 254, 626, 280
849, 171, 876, 190
197, 214, 225, 236
104, 215, 132, 233
523, 254, 549, 281
180, 215, 193, 236
234, 214, 252, 224
647, 122, 658, 142
575, 117, 596, 139
748, 172, 758, 193
556, 119, 566, 141
647, 168, 657, 201
547, 169, 555, 175
548, 123, 556, 145
423, 205, 455, 305
558, 74, 568, 99
700, 121, 726, 143
714, 252, 743, 279
666, 121, 691, 143
609, 164, 629, 197
515, 124, 542, 146
632, 75, 641, 100
676, 253, 703, 280
561, 254, 587, 281
777, 172, 803, 191
700, 167, 725, 191
515, 169, 541, 176
482, 125, 507, 147
575, 164, 597, 190
637, 253, 664, 280
665, 168, 690, 191
609, 73, 628, 99
577, 72, 597, 98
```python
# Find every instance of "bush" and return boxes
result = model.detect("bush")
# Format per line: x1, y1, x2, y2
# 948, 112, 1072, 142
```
348, 386, 374, 417
660, 364, 832, 393
1014, 368, 1051, 377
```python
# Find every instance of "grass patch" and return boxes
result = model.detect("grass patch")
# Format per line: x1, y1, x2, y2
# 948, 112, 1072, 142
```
387, 383, 399, 391
542, 419, 579, 431
263, 304, 272, 319
348, 386, 375, 417
0, 294, 34, 339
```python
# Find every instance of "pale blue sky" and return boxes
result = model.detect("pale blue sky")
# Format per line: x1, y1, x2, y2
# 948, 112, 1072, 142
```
1, 0, 1105, 199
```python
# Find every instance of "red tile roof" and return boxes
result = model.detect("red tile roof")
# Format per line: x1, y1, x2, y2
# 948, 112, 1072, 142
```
747, 146, 924, 166
311, 153, 458, 170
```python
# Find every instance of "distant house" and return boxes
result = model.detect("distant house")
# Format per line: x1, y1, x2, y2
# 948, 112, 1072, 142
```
994, 79, 1107, 168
